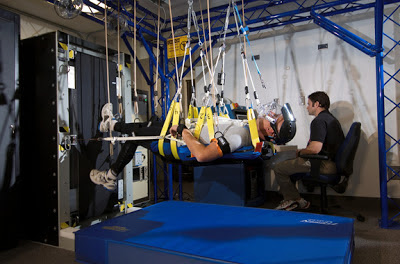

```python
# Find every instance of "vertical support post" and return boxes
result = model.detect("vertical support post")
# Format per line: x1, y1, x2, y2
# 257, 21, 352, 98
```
150, 51, 155, 116
168, 163, 173, 200
161, 47, 166, 120
121, 53, 134, 206
57, 32, 70, 244
164, 39, 171, 113
375, 0, 388, 228
153, 154, 158, 203
179, 164, 183, 200
164, 162, 168, 199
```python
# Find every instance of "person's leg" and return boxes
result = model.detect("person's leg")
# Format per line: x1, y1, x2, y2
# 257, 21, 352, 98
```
273, 157, 311, 210
114, 122, 162, 136
90, 141, 138, 191
320, 160, 337, 174
91, 124, 163, 191
110, 141, 138, 175
93, 105, 163, 190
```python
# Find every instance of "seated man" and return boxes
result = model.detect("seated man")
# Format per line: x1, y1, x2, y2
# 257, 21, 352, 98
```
90, 101, 296, 191
273, 91, 345, 211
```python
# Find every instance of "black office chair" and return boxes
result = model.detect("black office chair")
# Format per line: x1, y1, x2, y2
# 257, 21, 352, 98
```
290, 122, 361, 215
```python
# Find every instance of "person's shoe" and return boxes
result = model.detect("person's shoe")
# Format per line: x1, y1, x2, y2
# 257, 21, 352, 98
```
99, 103, 117, 132
285, 198, 311, 211
275, 200, 296, 210
90, 169, 117, 191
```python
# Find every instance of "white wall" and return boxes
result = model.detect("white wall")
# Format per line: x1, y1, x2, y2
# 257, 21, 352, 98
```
195, 12, 400, 198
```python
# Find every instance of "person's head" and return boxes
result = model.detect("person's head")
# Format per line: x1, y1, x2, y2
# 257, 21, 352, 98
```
307, 91, 330, 116
257, 103, 296, 144
257, 116, 284, 141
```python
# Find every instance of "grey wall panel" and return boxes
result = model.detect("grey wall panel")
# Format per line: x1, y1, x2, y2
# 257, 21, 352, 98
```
0, 7, 20, 251
20, 31, 121, 246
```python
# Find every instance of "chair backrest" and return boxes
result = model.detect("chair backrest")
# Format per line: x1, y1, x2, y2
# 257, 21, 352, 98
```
335, 122, 361, 177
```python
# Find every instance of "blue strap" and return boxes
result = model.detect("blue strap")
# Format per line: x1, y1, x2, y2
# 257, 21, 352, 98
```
151, 141, 260, 161
233, 4, 265, 88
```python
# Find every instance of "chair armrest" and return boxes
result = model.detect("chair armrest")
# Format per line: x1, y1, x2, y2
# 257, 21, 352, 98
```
299, 154, 329, 160
298, 154, 328, 181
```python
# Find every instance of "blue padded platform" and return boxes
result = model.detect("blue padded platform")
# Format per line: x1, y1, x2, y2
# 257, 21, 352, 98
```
75, 201, 354, 264
150, 141, 261, 161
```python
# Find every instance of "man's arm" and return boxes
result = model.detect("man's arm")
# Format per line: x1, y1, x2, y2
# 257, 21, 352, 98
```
170, 125, 223, 162
297, 141, 323, 157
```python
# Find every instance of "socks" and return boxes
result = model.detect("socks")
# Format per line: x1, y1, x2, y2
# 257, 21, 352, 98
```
106, 170, 117, 181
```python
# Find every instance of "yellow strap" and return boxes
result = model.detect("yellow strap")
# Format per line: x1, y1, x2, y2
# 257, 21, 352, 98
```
188, 105, 198, 119
193, 106, 199, 118
158, 101, 176, 156
206, 107, 215, 142
188, 105, 193, 119
247, 109, 260, 147
170, 103, 181, 159
193, 106, 206, 139
219, 112, 230, 118
268, 141, 276, 154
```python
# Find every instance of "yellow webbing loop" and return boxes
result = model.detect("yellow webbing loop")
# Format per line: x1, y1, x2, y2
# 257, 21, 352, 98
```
188, 105, 194, 119
193, 106, 206, 139
247, 108, 260, 147
219, 111, 230, 118
170, 103, 181, 159
206, 107, 215, 142
188, 105, 199, 119
158, 101, 176, 156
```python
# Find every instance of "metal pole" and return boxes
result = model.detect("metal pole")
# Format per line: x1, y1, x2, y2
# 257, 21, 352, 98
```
153, 154, 158, 203
150, 52, 155, 116
164, 39, 171, 115
168, 163, 173, 200
375, 0, 388, 228
179, 164, 182, 200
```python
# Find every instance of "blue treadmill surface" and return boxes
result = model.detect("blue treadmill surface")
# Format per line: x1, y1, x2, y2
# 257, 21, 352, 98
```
75, 201, 354, 264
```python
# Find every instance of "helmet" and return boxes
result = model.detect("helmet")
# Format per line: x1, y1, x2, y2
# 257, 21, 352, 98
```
271, 103, 296, 144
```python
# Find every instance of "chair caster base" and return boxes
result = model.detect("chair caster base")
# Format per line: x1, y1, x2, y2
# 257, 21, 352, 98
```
356, 214, 366, 222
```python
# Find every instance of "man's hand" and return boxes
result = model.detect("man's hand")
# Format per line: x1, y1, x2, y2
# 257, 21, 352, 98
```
169, 124, 222, 162
297, 141, 323, 157
170, 125, 178, 137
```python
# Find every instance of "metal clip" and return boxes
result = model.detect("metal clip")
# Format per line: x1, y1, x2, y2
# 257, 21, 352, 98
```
60, 135, 77, 152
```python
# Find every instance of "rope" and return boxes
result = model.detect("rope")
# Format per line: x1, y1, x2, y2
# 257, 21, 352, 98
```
154, 0, 161, 110
117, 0, 123, 115
206, 0, 218, 127
198, 0, 209, 63
233, 1, 267, 90
168, 0, 182, 100
133, 0, 139, 114
96, 135, 184, 144
104, 0, 113, 155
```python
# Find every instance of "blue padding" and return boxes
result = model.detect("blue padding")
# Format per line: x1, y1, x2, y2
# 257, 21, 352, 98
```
224, 104, 236, 119
75, 201, 354, 264
150, 141, 261, 161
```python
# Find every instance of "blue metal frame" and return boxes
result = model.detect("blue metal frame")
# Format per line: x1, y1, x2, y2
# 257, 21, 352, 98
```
46, 0, 400, 227
380, 0, 400, 228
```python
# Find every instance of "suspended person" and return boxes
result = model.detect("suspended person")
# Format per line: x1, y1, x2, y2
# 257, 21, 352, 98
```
273, 91, 345, 211
90, 101, 296, 191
